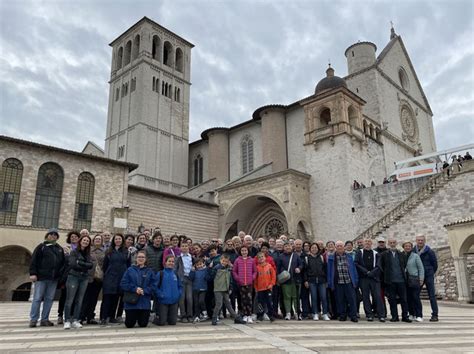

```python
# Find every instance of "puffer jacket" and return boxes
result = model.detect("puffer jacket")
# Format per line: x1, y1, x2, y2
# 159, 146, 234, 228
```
232, 256, 256, 286
120, 265, 155, 310
212, 264, 233, 292
414, 245, 437, 277
155, 268, 182, 304
405, 251, 425, 281
146, 244, 164, 272
303, 253, 327, 283
68, 249, 93, 279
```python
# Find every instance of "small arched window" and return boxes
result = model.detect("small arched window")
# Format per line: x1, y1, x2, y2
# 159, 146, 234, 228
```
369, 124, 374, 138
363, 120, 368, 134
132, 34, 140, 60
124, 40, 132, 66
175, 48, 184, 72
348, 106, 358, 127
163, 41, 173, 66
74, 172, 95, 231
193, 154, 203, 186
320, 108, 331, 126
398, 67, 410, 91
32, 162, 64, 228
152, 35, 161, 61
116, 47, 123, 70
241, 135, 254, 175
0, 158, 23, 225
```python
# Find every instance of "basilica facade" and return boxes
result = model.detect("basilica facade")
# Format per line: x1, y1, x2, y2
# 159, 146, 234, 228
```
104, 17, 436, 241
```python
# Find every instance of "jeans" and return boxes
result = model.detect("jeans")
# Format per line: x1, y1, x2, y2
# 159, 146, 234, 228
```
423, 275, 438, 317
80, 279, 102, 321
193, 290, 206, 317
257, 290, 273, 317
309, 282, 328, 315
29, 280, 58, 322
407, 284, 423, 318
335, 283, 357, 320
387, 282, 409, 320
64, 275, 89, 322
360, 277, 385, 318
179, 277, 193, 318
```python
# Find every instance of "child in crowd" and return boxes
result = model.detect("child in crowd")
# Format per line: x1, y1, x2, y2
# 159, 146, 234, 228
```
205, 244, 221, 317
155, 255, 182, 326
254, 252, 276, 322
210, 254, 245, 325
232, 246, 256, 323
175, 242, 194, 323
189, 258, 209, 323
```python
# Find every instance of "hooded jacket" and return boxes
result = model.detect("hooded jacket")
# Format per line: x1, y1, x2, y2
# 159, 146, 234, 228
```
155, 268, 182, 304
254, 262, 276, 291
189, 267, 209, 291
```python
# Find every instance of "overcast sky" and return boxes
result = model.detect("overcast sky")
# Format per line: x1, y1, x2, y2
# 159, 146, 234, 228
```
0, 0, 473, 154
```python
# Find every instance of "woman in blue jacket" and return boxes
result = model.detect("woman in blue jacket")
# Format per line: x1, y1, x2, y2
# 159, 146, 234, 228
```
155, 255, 182, 326
100, 234, 130, 325
120, 250, 155, 328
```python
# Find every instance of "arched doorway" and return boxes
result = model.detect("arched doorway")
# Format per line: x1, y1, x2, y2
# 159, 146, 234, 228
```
223, 195, 288, 239
0, 246, 32, 301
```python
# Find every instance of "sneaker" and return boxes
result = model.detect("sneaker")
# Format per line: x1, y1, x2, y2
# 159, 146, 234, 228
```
298, 314, 303, 321
379, 317, 386, 323
313, 314, 319, 321
234, 316, 246, 324
180, 317, 188, 323
57, 316, 64, 325
251, 314, 257, 322
263, 313, 270, 321
367, 317, 374, 322
247, 317, 253, 324
72, 321, 83, 329
351, 318, 358, 323
243, 316, 248, 323
219, 313, 224, 320
63, 321, 71, 330
211, 318, 217, 326
409, 315, 415, 321
401, 318, 412, 323
87, 319, 99, 325
285, 313, 291, 321
200, 313, 209, 321
430, 316, 439, 322
322, 314, 330, 321
415, 317, 423, 322
40, 320, 54, 327
193, 317, 200, 324
29, 320, 37, 328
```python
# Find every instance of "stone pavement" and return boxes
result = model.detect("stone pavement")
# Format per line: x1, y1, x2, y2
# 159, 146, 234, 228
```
0, 301, 473, 353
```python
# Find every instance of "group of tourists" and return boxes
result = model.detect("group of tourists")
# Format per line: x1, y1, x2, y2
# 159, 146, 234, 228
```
28, 228, 439, 329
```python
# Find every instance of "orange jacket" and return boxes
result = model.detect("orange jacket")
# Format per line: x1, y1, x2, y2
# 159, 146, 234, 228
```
254, 262, 276, 291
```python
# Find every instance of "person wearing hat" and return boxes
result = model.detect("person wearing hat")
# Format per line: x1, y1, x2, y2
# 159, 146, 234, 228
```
28, 228, 66, 327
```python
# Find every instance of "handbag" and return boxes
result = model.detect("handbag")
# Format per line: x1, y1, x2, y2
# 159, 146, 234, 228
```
123, 271, 146, 304
277, 253, 294, 285
407, 275, 419, 288
93, 263, 103, 281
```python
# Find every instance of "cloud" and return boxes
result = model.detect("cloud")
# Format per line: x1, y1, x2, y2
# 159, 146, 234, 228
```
0, 0, 473, 155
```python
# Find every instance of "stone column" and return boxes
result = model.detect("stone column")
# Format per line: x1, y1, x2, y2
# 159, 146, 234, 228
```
260, 107, 287, 173
453, 256, 472, 303
208, 129, 229, 185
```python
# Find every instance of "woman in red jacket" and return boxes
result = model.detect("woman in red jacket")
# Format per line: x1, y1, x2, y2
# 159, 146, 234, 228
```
232, 246, 256, 323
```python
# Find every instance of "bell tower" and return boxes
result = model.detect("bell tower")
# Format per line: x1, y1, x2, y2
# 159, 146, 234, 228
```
104, 17, 193, 194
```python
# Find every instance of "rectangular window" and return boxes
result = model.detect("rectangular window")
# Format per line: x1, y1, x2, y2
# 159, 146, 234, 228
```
115, 88, 120, 101
0, 192, 14, 212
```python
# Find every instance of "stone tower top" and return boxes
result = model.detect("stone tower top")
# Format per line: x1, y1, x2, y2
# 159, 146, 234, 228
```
344, 41, 377, 75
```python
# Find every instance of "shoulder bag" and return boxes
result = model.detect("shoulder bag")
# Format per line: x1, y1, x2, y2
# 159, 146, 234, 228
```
123, 270, 147, 304
277, 253, 294, 285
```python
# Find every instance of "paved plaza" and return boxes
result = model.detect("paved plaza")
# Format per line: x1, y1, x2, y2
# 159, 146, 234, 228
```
0, 301, 473, 353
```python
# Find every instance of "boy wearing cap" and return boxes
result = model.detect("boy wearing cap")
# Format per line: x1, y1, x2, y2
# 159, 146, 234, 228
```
28, 228, 66, 327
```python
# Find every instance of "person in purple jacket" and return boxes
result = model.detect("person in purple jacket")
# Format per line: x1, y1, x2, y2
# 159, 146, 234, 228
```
232, 246, 256, 323
162, 235, 181, 266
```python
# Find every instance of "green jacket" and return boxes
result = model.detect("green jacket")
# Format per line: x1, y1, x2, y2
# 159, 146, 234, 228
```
213, 264, 232, 292
405, 252, 424, 281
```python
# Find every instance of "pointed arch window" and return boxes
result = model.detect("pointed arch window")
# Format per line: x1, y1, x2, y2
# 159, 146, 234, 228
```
193, 154, 203, 186
241, 135, 254, 175
0, 158, 23, 225
74, 172, 95, 231
32, 162, 64, 228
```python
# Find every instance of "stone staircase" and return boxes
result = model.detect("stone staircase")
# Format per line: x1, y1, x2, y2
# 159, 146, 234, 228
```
355, 161, 472, 241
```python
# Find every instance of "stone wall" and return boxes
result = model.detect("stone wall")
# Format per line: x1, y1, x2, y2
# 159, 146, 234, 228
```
0, 246, 31, 301
127, 185, 219, 242
352, 176, 429, 236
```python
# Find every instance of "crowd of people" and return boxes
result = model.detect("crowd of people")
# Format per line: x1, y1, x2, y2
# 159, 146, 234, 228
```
28, 228, 440, 330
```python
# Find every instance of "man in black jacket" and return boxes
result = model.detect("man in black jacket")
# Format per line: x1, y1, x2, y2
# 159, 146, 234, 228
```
355, 239, 385, 322
380, 237, 412, 323
29, 228, 65, 327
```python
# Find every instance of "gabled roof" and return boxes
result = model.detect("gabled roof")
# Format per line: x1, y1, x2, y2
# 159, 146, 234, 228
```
375, 35, 432, 115
82, 141, 104, 155
109, 16, 194, 48
0, 135, 138, 171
